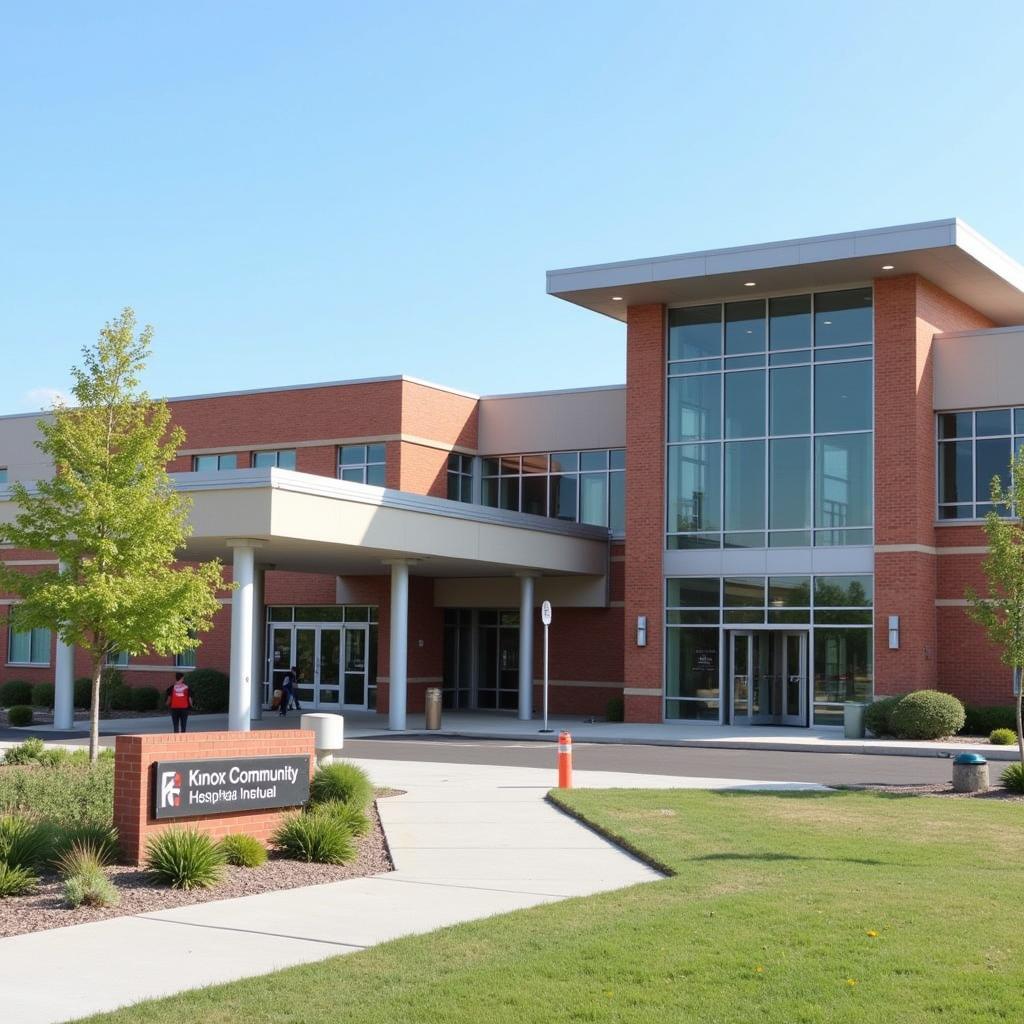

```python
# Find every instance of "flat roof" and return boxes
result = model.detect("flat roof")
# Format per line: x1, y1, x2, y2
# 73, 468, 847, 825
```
546, 218, 1024, 325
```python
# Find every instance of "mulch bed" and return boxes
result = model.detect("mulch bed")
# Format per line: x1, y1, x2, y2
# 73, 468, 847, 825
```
858, 781, 1024, 802
0, 708, 182, 728
0, 800, 395, 938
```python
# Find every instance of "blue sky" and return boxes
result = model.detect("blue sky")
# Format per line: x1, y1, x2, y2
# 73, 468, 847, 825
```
3, 2, 1024, 410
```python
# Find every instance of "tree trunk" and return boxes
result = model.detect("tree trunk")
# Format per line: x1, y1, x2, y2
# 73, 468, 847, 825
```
89, 656, 103, 764
1016, 674, 1024, 769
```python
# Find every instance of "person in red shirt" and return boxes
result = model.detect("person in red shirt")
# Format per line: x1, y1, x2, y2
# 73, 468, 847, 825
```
165, 672, 193, 733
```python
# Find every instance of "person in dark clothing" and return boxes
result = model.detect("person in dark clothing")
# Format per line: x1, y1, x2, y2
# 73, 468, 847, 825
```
280, 665, 297, 716
165, 672, 193, 733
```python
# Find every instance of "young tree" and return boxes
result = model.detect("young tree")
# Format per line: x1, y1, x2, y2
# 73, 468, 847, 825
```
0, 310, 228, 760
965, 448, 1024, 766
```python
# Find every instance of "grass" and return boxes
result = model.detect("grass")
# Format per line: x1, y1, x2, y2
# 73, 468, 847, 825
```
0, 752, 115, 827
74, 789, 1024, 1023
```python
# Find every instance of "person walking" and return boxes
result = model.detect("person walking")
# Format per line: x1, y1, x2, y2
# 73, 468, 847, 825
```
165, 672, 193, 733
280, 665, 297, 716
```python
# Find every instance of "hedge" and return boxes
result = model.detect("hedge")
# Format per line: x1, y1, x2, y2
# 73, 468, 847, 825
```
0, 681, 33, 708
888, 690, 965, 740
32, 682, 55, 708
962, 705, 1019, 735
188, 669, 230, 713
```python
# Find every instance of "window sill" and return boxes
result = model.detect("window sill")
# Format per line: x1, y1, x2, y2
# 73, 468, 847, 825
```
6, 662, 51, 668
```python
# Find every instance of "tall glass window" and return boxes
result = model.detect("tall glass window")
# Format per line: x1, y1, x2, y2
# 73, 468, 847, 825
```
8, 627, 51, 665
937, 408, 1022, 519
481, 449, 625, 532
447, 453, 474, 503
667, 288, 873, 549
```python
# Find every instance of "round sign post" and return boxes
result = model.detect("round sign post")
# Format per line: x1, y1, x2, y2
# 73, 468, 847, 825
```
540, 600, 553, 733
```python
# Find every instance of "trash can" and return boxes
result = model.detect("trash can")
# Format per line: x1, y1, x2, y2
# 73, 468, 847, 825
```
300, 712, 344, 767
425, 687, 442, 730
952, 752, 989, 793
843, 701, 867, 739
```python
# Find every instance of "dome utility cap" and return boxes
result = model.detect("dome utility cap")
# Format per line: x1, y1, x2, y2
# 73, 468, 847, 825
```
952, 752, 987, 765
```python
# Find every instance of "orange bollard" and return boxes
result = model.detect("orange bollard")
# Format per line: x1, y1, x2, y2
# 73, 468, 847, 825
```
557, 730, 573, 789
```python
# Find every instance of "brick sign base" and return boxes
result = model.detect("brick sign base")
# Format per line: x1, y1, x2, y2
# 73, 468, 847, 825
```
114, 730, 314, 864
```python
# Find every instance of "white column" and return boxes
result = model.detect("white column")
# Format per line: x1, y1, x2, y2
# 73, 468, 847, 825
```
53, 559, 74, 730
517, 574, 535, 721
250, 566, 265, 722
386, 559, 411, 731
228, 540, 261, 732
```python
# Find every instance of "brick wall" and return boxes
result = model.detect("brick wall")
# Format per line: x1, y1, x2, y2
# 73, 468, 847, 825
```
623, 305, 665, 723
873, 275, 993, 697
113, 729, 314, 864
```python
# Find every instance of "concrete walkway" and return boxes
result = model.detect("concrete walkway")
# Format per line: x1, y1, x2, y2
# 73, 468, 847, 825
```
22, 707, 1018, 760
0, 757, 822, 1024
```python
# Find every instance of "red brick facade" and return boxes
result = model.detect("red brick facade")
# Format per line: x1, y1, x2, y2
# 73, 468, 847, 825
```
113, 730, 314, 864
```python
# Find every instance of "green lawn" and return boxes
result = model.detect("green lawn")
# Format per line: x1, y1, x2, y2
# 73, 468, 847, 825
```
80, 789, 1024, 1024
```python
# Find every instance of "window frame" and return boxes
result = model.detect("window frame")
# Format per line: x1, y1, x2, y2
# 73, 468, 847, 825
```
252, 449, 297, 470
337, 444, 387, 487
936, 407, 1020, 521
192, 453, 238, 472
8, 626, 52, 667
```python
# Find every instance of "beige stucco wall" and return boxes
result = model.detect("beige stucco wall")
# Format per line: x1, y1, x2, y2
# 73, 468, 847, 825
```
933, 327, 1024, 410
0, 414, 52, 484
478, 387, 625, 454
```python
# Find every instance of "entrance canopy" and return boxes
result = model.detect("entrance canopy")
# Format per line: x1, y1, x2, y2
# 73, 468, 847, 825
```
175, 467, 610, 578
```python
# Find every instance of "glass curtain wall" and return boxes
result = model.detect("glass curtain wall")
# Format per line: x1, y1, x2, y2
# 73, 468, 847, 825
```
667, 288, 873, 549
665, 575, 873, 724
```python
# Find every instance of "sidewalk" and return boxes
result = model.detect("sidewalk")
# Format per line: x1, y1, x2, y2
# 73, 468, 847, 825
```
0, 758, 823, 1024
23, 708, 1020, 760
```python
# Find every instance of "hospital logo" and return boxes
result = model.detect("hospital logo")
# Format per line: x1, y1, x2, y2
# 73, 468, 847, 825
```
160, 770, 182, 809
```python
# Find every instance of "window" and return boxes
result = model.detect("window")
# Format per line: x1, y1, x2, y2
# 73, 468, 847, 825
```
8, 627, 50, 666
937, 408, 1022, 519
338, 444, 386, 486
252, 450, 296, 470
193, 453, 237, 471
447, 453, 474, 502
106, 651, 129, 667
0, 467, 7, 485
667, 288, 873, 549
481, 449, 625, 532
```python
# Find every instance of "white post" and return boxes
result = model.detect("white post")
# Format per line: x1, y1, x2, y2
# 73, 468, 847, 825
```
386, 559, 410, 731
517, 574, 535, 721
53, 559, 75, 730
228, 541, 260, 732
250, 566, 265, 722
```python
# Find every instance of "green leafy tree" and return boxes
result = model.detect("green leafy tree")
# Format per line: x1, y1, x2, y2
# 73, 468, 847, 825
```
0, 310, 228, 760
965, 449, 1024, 766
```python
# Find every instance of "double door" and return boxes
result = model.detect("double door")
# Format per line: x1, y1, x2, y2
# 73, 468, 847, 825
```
269, 624, 369, 710
730, 630, 807, 726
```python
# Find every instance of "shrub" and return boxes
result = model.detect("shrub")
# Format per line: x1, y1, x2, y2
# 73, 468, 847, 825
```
129, 686, 162, 712
309, 762, 373, 810
7, 706, 34, 727
64, 866, 120, 909
101, 669, 132, 711
990, 728, 1018, 746
55, 840, 108, 879
315, 800, 371, 837
864, 696, 900, 737
2, 738, 47, 765
272, 811, 357, 864
32, 683, 55, 708
0, 862, 38, 898
0, 681, 33, 708
605, 696, 625, 723
187, 669, 230, 713
1000, 762, 1024, 794
73, 677, 92, 709
963, 705, 1018, 735
889, 690, 966, 740
0, 757, 115, 827
52, 823, 120, 866
0, 814, 56, 870
219, 833, 268, 868
145, 829, 225, 889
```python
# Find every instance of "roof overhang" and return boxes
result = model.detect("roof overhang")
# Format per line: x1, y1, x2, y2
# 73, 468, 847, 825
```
547, 219, 1024, 326
163, 469, 608, 578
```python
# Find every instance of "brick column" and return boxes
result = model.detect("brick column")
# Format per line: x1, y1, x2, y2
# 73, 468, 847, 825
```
623, 304, 666, 722
873, 276, 991, 695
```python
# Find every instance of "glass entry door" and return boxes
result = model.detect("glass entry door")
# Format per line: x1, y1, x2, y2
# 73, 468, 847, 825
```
267, 624, 368, 710
730, 630, 807, 726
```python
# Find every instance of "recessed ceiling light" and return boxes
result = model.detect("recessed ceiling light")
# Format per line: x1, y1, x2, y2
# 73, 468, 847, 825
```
611, 296, 623, 301
744, 281, 756, 287
881, 264, 894, 271
823, 320, 832, 325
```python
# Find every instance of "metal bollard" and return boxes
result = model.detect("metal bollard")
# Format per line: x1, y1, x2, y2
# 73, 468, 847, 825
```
425, 687, 442, 730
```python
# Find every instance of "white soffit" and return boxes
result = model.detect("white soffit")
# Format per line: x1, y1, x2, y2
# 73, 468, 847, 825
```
546, 219, 1024, 326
